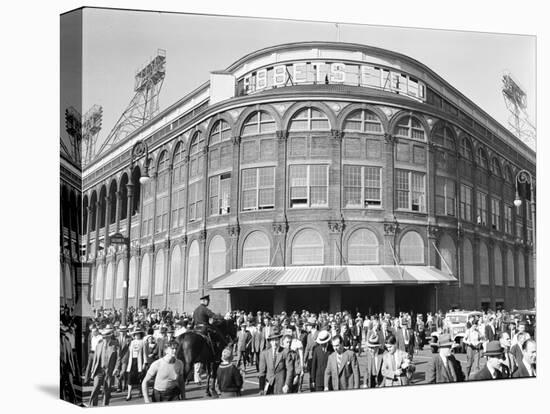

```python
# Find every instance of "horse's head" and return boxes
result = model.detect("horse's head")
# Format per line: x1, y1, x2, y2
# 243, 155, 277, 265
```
212, 318, 237, 344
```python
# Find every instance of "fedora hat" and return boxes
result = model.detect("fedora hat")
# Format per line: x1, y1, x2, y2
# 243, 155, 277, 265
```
315, 330, 331, 345
267, 327, 282, 341
367, 333, 381, 348
437, 333, 454, 348
100, 324, 114, 335
484, 340, 504, 357
118, 324, 128, 332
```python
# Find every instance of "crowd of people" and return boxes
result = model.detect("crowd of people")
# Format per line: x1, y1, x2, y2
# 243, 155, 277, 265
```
59, 301, 537, 407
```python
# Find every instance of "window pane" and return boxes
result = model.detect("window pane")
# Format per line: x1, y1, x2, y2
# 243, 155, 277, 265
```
292, 229, 324, 264
290, 137, 307, 156
260, 139, 275, 160
243, 231, 270, 267
344, 138, 361, 158
348, 229, 379, 264
400, 231, 424, 264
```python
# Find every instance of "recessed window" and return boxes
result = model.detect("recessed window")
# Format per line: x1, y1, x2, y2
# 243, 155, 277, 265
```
241, 167, 275, 211
242, 111, 276, 136
343, 109, 382, 133
243, 231, 270, 267
289, 108, 330, 131
348, 229, 379, 264
208, 236, 226, 281
460, 184, 473, 222
460, 138, 473, 161
399, 231, 424, 264
187, 241, 199, 291
292, 229, 324, 265
209, 119, 231, 144
396, 170, 425, 212
289, 164, 328, 208
209, 173, 231, 216
343, 165, 382, 208
432, 126, 455, 150
476, 191, 488, 226
394, 116, 425, 141
171, 142, 186, 229
491, 198, 501, 231
435, 176, 456, 217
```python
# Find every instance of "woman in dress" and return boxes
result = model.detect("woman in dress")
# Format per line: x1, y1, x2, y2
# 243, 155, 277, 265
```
126, 327, 146, 401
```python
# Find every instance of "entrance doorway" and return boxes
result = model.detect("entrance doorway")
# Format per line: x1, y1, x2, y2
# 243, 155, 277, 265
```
395, 285, 434, 315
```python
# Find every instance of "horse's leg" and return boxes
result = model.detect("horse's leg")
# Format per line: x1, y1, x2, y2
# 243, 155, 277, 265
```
205, 362, 212, 397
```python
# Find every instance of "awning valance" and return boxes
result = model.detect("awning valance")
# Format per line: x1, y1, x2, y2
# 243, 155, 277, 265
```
209, 265, 457, 289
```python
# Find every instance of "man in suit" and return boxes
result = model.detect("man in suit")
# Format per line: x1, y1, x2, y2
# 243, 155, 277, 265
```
379, 320, 393, 346
251, 322, 265, 372
499, 331, 517, 377
258, 327, 294, 395
381, 334, 415, 386
362, 333, 384, 388
485, 316, 497, 342
155, 326, 169, 359
426, 334, 464, 383
512, 339, 536, 378
87, 325, 121, 407
236, 323, 252, 370
310, 330, 332, 391
304, 319, 319, 391
323, 334, 360, 391
115, 325, 131, 392
510, 331, 530, 363
395, 318, 415, 359
469, 340, 506, 381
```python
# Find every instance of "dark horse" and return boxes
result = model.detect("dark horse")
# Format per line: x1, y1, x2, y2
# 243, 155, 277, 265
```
175, 318, 237, 398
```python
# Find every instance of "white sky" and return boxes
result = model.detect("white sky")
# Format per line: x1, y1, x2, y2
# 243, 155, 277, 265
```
78, 8, 536, 153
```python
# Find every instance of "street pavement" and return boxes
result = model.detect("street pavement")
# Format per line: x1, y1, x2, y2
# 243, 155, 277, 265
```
89, 345, 482, 407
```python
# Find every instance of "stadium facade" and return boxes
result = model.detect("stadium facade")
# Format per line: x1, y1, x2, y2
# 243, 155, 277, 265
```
67, 42, 535, 316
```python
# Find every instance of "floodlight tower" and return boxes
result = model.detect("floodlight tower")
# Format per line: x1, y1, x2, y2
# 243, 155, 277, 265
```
62, 106, 82, 166
502, 72, 536, 148
82, 105, 103, 166
95, 49, 166, 157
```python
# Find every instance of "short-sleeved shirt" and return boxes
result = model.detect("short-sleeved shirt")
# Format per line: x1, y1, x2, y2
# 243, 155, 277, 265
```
144, 358, 184, 391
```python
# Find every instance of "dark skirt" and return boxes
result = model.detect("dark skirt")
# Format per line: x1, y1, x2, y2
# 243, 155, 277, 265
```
128, 358, 141, 386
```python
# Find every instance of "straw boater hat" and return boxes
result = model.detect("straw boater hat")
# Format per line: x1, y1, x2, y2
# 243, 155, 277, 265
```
367, 333, 381, 348
267, 327, 283, 341
118, 324, 128, 332
131, 326, 145, 336
100, 324, 114, 336
484, 341, 504, 357
437, 333, 454, 348
315, 330, 331, 345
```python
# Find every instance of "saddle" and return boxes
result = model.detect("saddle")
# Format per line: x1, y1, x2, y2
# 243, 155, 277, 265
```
193, 326, 221, 360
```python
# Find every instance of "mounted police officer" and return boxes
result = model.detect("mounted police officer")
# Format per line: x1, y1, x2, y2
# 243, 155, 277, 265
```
192, 295, 224, 358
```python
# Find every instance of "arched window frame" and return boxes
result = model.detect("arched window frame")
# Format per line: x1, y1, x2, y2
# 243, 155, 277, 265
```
242, 231, 271, 267
291, 229, 324, 265
394, 116, 426, 141
208, 235, 227, 281
343, 109, 383, 134
347, 228, 379, 264
399, 231, 424, 264
460, 137, 473, 161
187, 241, 200, 291
241, 111, 276, 136
288, 107, 330, 132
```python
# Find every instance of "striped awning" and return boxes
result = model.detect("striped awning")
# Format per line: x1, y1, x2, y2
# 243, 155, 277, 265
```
209, 265, 457, 289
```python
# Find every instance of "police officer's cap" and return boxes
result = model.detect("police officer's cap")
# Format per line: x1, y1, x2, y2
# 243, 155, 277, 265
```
200, 294, 210, 301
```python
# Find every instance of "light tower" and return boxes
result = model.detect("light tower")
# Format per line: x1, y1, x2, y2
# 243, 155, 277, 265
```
82, 105, 103, 166
95, 49, 166, 157
62, 106, 82, 166
501, 72, 536, 148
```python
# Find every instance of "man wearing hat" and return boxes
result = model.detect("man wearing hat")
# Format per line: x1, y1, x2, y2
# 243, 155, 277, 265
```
258, 327, 294, 395
192, 295, 224, 354
156, 326, 170, 359
116, 325, 131, 393
236, 322, 252, 370
426, 334, 464, 383
362, 333, 384, 388
303, 318, 319, 391
88, 324, 121, 407
470, 340, 506, 380
310, 330, 332, 391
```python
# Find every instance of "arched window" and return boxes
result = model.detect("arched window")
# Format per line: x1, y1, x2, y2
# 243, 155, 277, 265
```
169, 245, 182, 293
188, 132, 204, 222
399, 231, 424, 264
289, 108, 330, 131
463, 238, 474, 284
95, 264, 104, 301
348, 229, 379, 264
494, 245, 503, 286
154, 249, 165, 295
438, 234, 456, 275
187, 241, 200, 291
492, 158, 502, 177
140, 253, 151, 297
477, 148, 489, 169
460, 138, 473, 161
155, 152, 170, 233
479, 241, 489, 285
208, 235, 227, 281
292, 229, 324, 265
242, 231, 270, 267
108, 181, 117, 225
209, 119, 231, 145
241, 111, 276, 136
115, 260, 124, 299
128, 257, 137, 298
171, 141, 186, 229
343, 109, 382, 133
506, 250, 515, 287
104, 263, 114, 300
394, 116, 425, 141
518, 253, 525, 288
64, 263, 72, 299
209, 120, 233, 171
432, 126, 455, 150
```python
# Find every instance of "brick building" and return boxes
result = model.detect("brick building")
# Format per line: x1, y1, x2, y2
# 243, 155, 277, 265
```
81, 42, 535, 316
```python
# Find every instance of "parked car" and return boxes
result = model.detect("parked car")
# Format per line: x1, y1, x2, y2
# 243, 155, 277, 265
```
429, 310, 482, 353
